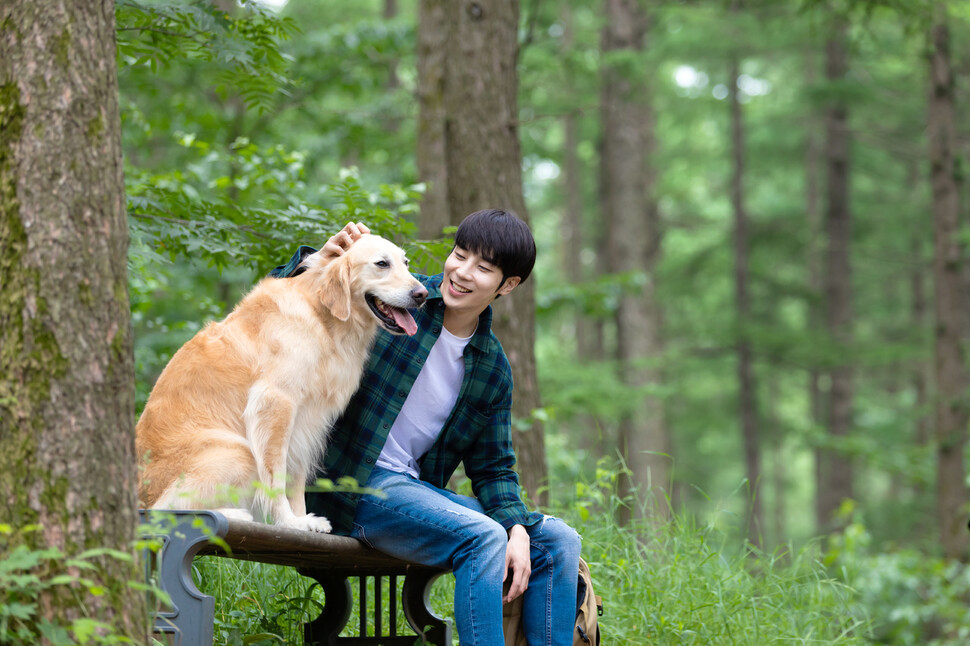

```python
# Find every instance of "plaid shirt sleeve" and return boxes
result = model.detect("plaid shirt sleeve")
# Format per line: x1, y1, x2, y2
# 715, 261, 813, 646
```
461, 367, 541, 530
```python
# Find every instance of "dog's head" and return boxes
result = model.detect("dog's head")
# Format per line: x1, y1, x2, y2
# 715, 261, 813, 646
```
310, 234, 428, 335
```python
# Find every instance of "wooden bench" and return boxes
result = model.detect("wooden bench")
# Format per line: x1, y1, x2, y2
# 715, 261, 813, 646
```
141, 510, 453, 646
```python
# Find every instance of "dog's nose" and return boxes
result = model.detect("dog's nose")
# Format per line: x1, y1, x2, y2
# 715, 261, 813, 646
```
411, 285, 428, 306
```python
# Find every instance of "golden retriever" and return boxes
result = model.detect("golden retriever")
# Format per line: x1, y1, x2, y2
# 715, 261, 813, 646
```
136, 234, 427, 532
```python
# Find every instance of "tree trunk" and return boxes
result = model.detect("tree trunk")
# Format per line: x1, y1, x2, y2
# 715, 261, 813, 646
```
804, 43, 829, 533
728, 44, 763, 546
384, 0, 401, 134
559, 6, 600, 457
560, 6, 592, 362
908, 161, 932, 507
817, 18, 854, 533
417, 0, 549, 505
416, 0, 451, 244
767, 373, 786, 545
927, 6, 969, 561
600, 0, 669, 523
0, 1, 145, 641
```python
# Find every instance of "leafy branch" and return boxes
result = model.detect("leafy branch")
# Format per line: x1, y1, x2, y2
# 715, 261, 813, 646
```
116, 0, 299, 112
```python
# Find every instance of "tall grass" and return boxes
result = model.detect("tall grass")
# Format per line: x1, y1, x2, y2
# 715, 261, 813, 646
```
190, 468, 967, 645
559, 468, 869, 645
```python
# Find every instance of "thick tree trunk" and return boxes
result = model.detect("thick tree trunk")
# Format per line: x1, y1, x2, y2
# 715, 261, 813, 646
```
927, 8, 969, 561
728, 49, 763, 546
601, 0, 669, 522
0, 1, 145, 641
418, 0, 548, 505
384, 0, 401, 134
817, 19, 855, 533
416, 0, 450, 244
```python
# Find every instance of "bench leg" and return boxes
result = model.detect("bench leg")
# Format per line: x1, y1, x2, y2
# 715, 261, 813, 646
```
300, 570, 352, 646
141, 510, 228, 646
402, 570, 452, 646
300, 569, 452, 646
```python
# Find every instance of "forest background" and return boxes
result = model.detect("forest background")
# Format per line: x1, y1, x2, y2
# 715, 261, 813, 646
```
4, 0, 970, 644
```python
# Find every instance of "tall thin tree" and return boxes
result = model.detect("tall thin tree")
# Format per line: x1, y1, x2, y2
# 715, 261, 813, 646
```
600, 0, 669, 522
927, 3, 969, 561
817, 14, 855, 533
727, 0, 763, 546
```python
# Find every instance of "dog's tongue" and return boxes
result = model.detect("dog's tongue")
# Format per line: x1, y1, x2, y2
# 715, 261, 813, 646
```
391, 308, 418, 336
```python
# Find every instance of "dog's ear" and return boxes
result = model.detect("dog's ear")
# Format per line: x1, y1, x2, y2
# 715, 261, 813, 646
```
319, 257, 353, 321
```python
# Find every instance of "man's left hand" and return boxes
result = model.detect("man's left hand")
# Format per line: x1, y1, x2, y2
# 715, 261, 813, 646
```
503, 524, 531, 603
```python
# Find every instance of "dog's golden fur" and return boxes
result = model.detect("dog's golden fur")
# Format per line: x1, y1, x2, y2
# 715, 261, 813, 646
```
136, 235, 426, 532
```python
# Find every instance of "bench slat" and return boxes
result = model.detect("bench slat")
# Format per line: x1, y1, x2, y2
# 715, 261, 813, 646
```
196, 517, 428, 574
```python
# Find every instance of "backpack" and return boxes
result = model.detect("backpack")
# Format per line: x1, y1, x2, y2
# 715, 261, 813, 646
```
503, 557, 603, 646
575, 557, 603, 645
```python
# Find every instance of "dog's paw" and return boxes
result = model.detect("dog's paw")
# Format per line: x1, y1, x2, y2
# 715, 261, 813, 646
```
282, 513, 332, 534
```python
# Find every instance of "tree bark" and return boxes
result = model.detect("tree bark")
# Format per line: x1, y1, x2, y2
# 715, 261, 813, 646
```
417, 0, 549, 505
767, 374, 786, 545
560, 6, 593, 362
600, 0, 669, 523
559, 6, 600, 458
908, 161, 932, 507
927, 6, 969, 561
416, 0, 451, 244
0, 0, 145, 641
384, 0, 401, 135
728, 41, 763, 546
817, 18, 855, 533
804, 43, 828, 533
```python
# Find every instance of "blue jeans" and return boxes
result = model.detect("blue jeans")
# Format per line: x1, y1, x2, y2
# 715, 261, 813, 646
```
351, 467, 582, 646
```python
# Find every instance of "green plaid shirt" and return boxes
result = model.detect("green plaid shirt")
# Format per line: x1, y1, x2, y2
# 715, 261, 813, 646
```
272, 248, 541, 535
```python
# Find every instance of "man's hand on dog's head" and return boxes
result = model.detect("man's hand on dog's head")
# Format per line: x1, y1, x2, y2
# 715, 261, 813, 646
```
322, 222, 371, 261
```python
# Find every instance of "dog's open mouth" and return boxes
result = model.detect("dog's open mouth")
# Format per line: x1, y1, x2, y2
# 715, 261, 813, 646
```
366, 294, 419, 336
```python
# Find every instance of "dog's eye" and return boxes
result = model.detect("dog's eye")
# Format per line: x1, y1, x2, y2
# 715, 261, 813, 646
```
375, 260, 389, 268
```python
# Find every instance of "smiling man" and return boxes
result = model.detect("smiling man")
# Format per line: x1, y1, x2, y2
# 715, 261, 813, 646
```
274, 209, 582, 645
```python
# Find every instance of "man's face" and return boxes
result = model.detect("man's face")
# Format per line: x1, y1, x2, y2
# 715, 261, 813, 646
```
442, 246, 520, 315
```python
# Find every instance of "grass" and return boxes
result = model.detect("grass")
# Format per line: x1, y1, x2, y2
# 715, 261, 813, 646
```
575, 514, 866, 644
193, 557, 459, 645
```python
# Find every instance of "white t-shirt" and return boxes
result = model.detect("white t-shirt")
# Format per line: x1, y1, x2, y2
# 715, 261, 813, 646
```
376, 327, 472, 477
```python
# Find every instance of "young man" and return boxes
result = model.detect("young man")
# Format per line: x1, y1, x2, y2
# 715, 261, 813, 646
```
273, 209, 582, 645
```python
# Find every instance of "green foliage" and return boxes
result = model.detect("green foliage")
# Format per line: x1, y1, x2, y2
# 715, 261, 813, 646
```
826, 518, 970, 645
118, 2, 448, 411
117, 0, 299, 112
0, 524, 149, 646
127, 147, 430, 273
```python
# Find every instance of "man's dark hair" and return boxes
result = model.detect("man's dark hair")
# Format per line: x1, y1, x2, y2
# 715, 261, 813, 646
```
453, 209, 536, 287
